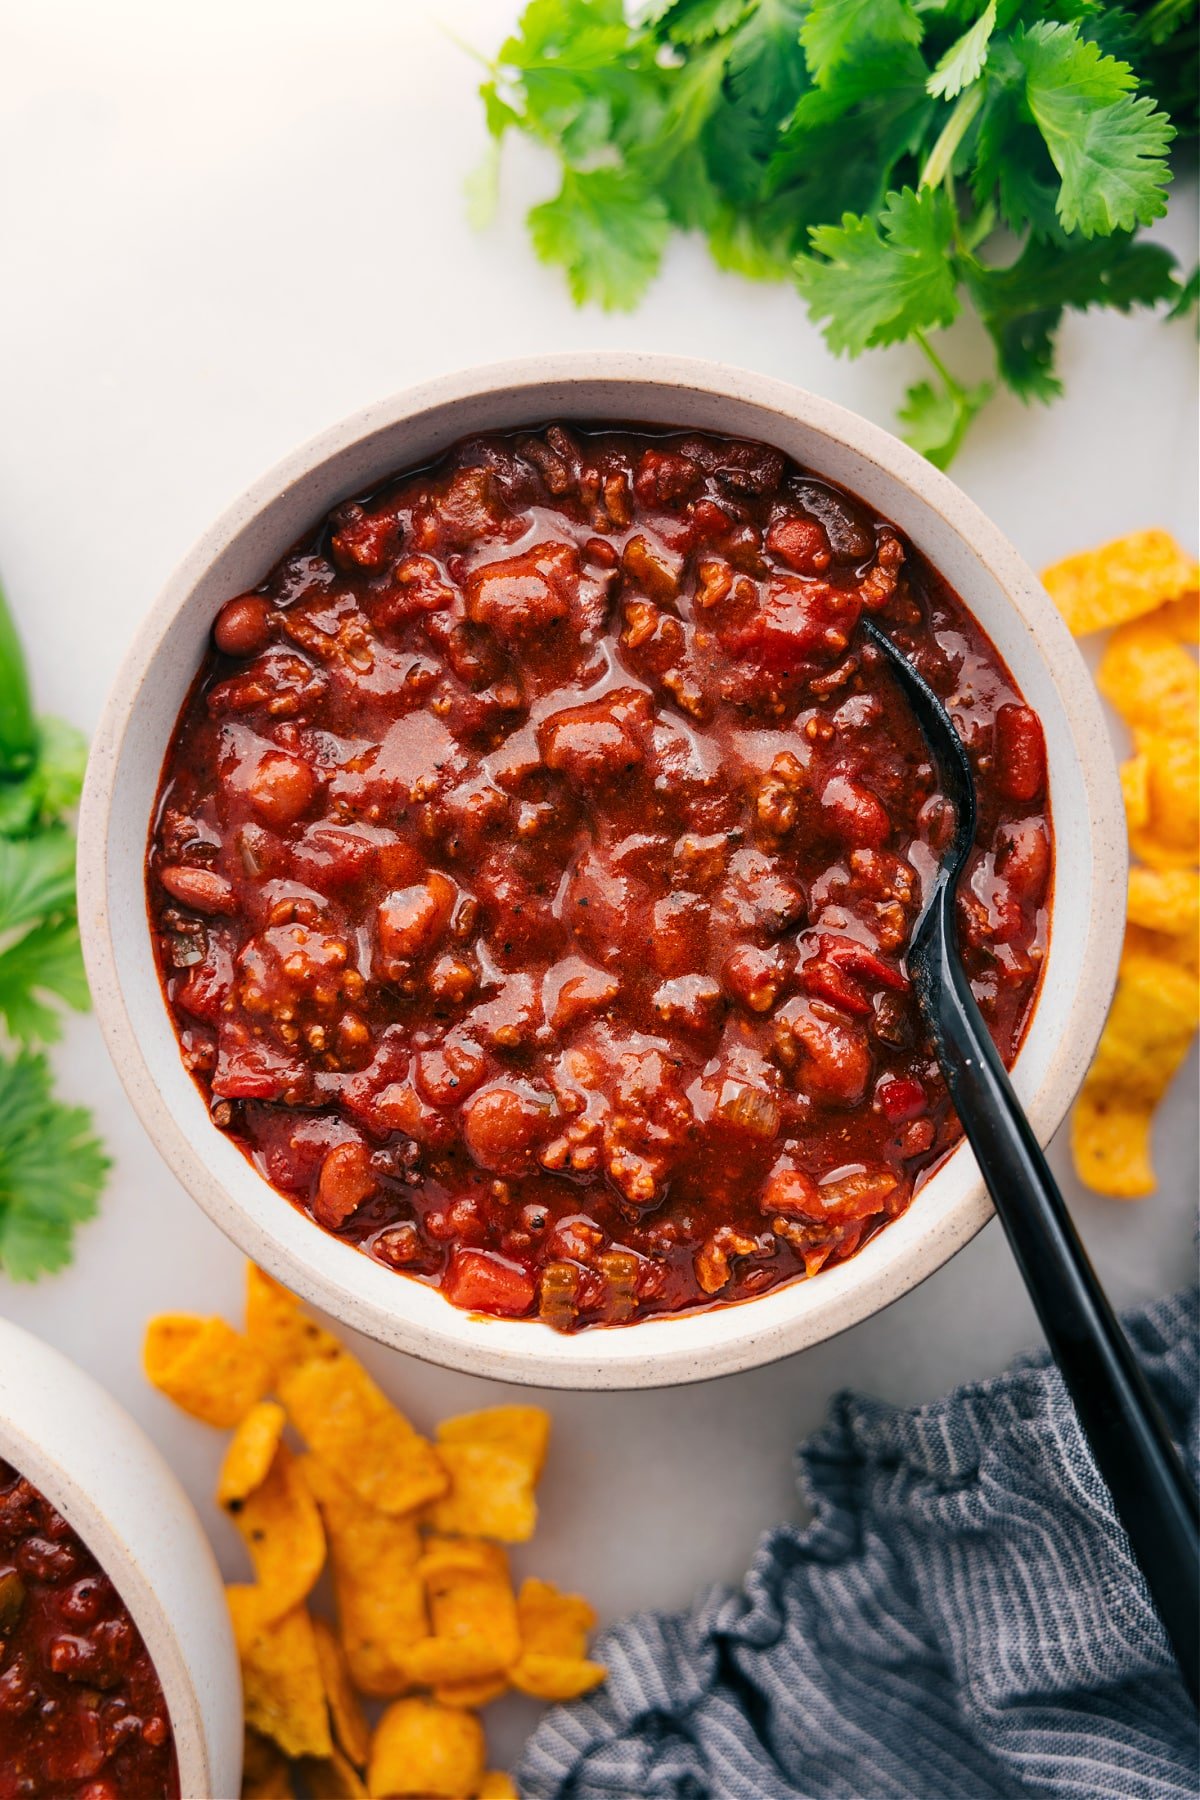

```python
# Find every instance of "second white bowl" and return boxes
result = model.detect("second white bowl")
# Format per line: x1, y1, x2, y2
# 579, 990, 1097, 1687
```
0, 1316, 241, 1800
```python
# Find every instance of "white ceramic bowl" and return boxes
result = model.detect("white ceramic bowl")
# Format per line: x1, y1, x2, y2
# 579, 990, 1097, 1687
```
0, 1316, 241, 1799
78, 353, 1126, 1390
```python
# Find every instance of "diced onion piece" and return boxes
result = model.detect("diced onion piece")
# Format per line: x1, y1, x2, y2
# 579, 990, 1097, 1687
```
597, 1248, 639, 1323
716, 1079, 780, 1140
539, 1260, 582, 1330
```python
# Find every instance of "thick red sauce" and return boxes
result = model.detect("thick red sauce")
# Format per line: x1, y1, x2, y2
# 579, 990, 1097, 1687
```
0, 1461, 178, 1800
148, 426, 1051, 1330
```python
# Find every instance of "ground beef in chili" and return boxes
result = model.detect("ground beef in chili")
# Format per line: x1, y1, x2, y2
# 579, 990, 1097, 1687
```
0, 1460, 178, 1800
148, 425, 1051, 1330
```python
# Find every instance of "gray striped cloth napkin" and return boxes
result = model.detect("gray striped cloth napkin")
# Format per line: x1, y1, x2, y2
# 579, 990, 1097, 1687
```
520, 1287, 1198, 1800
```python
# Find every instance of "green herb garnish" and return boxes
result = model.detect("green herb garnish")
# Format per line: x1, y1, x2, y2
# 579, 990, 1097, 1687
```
0, 578, 107, 1279
475, 0, 1197, 465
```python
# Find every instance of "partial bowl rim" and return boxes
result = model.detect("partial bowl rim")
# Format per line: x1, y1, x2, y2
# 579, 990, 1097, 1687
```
0, 1315, 241, 1800
77, 351, 1127, 1389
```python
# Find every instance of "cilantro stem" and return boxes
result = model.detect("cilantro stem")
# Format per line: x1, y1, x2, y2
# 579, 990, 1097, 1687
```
914, 330, 965, 400
920, 86, 984, 192
0, 578, 37, 782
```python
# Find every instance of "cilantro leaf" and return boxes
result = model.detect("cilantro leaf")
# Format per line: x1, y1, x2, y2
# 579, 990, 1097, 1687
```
477, 0, 1193, 465
795, 186, 960, 355
0, 918, 89, 1044
927, 1, 996, 101
702, 0, 809, 202
967, 230, 1181, 398
0, 1050, 107, 1280
528, 166, 670, 307
899, 371, 994, 469
0, 830, 77, 934
496, 0, 661, 163
768, 48, 935, 236
801, 0, 922, 88
972, 70, 1066, 242
29, 717, 88, 819
1169, 262, 1199, 320
646, 0, 750, 43
0, 583, 105, 1279
1015, 21, 1174, 237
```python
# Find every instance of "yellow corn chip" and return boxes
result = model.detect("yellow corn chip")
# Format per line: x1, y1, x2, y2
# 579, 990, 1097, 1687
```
1152, 588, 1200, 643
429, 1408, 549, 1544
281, 1351, 447, 1518
1123, 921, 1200, 977
1097, 620, 1199, 739
1120, 753, 1151, 831
436, 1406, 551, 1475
246, 1265, 342, 1380
515, 1578, 595, 1658
1136, 729, 1199, 860
1072, 950, 1199, 1197
511, 1651, 609, 1701
432, 1672, 509, 1708
367, 1698, 485, 1799
242, 1727, 295, 1799
301, 1455, 427, 1698
297, 1752, 369, 1800
478, 1777, 518, 1799
510, 1578, 606, 1702
1072, 1092, 1157, 1199
218, 1401, 287, 1508
144, 1315, 270, 1428
418, 1536, 508, 1581
313, 1615, 372, 1771
228, 1587, 333, 1762
1043, 530, 1199, 635
227, 1442, 326, 1624
1128, 828, 1200, 872
429, 1443, 539, 1545
406, 1538, 521, 1685
1128, 868, 1200, 940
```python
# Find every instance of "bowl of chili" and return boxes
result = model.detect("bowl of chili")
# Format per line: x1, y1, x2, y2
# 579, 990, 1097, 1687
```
78, 354, 1126, 1388
0, 1316, 242, 1799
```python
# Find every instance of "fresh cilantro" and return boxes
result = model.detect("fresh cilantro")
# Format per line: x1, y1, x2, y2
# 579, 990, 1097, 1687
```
648, 0, 751, 43
795, 187, 960, 354
0, 578, 106, 1279
927, 1, 996, 101
0, 918, 90, 1045
529, 167, 671, 307
898, 350, 994, 470
0, 1052, 107, 1281
475, 0, 1195, 462
801, 0, 922, 88
1014, 22, 1174, 237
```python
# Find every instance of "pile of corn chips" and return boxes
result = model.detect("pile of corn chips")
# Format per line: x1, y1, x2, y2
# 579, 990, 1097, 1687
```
1043, 528, 1199, 1197
144, 1267, 606, 1798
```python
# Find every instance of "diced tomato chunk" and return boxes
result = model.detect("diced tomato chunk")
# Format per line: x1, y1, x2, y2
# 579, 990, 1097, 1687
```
876, 1076, 927, 1122
443, 1248, 536, 1316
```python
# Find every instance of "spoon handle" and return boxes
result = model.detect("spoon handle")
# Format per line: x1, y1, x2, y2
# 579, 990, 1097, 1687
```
918, 886, 1200, 1701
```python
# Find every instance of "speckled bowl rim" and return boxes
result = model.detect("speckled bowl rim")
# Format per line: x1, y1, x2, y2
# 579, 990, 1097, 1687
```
77, 353, 1127, 1390
0, 1316, 241, 1799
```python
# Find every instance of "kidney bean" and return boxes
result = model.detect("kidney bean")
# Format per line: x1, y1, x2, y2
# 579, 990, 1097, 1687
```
994, 703, 1047, 802
213, 593, 271, 657
157, 864, 237, 915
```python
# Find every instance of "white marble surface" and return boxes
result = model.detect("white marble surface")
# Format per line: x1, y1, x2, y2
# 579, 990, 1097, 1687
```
1, 0, 1197, 1772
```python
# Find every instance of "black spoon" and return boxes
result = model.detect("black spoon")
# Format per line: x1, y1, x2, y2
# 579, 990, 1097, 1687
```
861, 613, 1200, 1702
